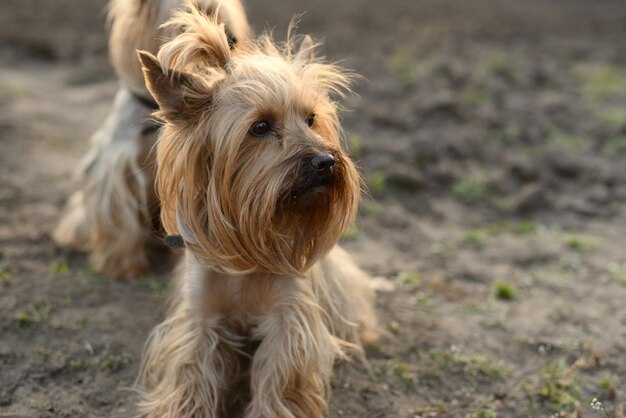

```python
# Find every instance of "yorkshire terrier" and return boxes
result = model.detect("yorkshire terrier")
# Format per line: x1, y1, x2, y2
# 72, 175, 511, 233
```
54, 0, 250, 277
136, 5, 379, 417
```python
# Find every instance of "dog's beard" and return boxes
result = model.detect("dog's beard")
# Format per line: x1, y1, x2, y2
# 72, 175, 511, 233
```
273, 155, 359, 272
176, 151, 360, 277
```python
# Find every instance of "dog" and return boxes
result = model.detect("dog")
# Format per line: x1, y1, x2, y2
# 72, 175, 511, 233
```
54, 0, 250, 277
135, 5, 380, 417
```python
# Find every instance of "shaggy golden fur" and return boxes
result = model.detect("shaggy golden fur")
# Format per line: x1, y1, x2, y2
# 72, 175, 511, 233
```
54, 0, 250, 277
136, 5, 379, 417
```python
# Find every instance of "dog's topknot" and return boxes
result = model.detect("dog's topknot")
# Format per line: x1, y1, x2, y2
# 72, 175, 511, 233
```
158, 3, 233, 75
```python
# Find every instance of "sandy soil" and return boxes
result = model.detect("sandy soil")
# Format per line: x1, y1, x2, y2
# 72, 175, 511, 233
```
1, 0, 626, 417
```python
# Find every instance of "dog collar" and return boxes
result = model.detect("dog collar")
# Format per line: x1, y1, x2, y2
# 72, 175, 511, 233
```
164, 234, 185, 249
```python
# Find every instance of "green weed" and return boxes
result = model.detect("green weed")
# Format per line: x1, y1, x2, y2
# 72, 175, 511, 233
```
368, 170, 387, 196
16, 300, 53, 327
0, 267, 11, 284
362, 200, 381, 216
494, 281, 517, 301
538, 358, 582, 412
386, 320, 401, 335
16, 311, 34, 327
388, 47, 420, 85
68, 358, 90, 371
426, 348, 509, 382
29, 399, 50, 411
471, 408, 497, 418
464, 230, 489, 248
451, 179, 490, 204
601, 109, 626, 128
545, 126, 584, 148
76, 316, 92, 327
605, 136, 626, 153
50, 261, 70, 274
461, 89, 488, 107
576, 64, 626, 101
608, 263, 626, 286
340, 225, 360, 241
345, 132, 363, 157
563, 234, 597, 251
99, 344, 132, 372
395, 272, 422, 285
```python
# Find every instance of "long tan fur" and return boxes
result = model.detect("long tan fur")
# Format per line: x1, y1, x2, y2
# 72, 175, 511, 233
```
136, 5, 379, 417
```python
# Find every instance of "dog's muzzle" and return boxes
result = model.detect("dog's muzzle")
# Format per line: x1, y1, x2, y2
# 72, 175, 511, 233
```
305, 152, 336, 189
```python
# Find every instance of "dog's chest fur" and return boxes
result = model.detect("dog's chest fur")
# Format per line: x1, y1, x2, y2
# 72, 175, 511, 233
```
188, 258, 303, 321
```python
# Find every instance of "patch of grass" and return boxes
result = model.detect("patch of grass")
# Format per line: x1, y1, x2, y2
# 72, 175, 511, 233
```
50, 261, 70, 274
68, 358, 90, 371
345, 132, 363, 157
599, 378, 613, 390
510, 221, 539, 235
575, 64, 626, 101
388, 47, 419, 85
32, 300, 53, 322
451, 179, 490, 204
479, 221, 539, 237
340, 224, 360, 241
16, 311, 34, 327
413, 290, 436, 306
601, 108, 626, 128
525, 402, 540, 416
461, 89, 488, 107
0, 81, 30, 98
482, 53, 507, 74
471, 408, 497, 418
605, 136, 626, 153
29, 399, 50, 411
385, 360, 418, 388
16, 300, 54, 327
608, 263, 626, 286
563, 234, 597, 251
71, 273, 92, 296
386, 320, 401, 335
76, 316, 92, 327
413, 154, 429, 169
395, 272, 422, 285
368, 170, 387, 196
135, 276, 171, 298
545, 126, 584, 148
494, 281, 517, 301
464, 230, 489, 248
426, 348, 510, 382
362, 200, 381, 216
0, 266, 11, 284
538, 358, 583, 412
99, 347, 132, 372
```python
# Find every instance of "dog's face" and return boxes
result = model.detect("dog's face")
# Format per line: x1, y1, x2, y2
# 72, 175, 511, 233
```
140, 7, 360, 276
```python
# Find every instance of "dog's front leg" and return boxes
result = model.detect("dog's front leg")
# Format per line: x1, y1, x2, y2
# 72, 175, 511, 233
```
245, 279, 336, 418
138, 309, 237, 418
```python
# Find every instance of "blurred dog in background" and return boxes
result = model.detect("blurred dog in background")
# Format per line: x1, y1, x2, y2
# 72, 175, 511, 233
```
54, 0, 250, 277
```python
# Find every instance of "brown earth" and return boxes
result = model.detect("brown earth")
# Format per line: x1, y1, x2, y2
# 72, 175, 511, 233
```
1, 0, 626, 417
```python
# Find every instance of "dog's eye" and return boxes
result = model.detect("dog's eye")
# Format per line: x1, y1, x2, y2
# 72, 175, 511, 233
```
306, 114, 315, 128
225, 29, 238, 50
250, 120, 272, 137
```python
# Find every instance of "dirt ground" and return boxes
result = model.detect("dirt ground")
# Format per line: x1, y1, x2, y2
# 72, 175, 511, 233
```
1, 0, 626, 417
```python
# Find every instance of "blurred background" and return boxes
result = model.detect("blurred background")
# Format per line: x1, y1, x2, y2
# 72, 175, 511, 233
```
1, 0, 625, 417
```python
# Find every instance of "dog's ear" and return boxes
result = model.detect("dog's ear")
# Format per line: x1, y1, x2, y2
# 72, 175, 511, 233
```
296, 35, 316, 62
138, 50, 211, 122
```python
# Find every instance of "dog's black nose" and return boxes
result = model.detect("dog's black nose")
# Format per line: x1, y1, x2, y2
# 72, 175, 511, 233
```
310, 153, 335, 171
